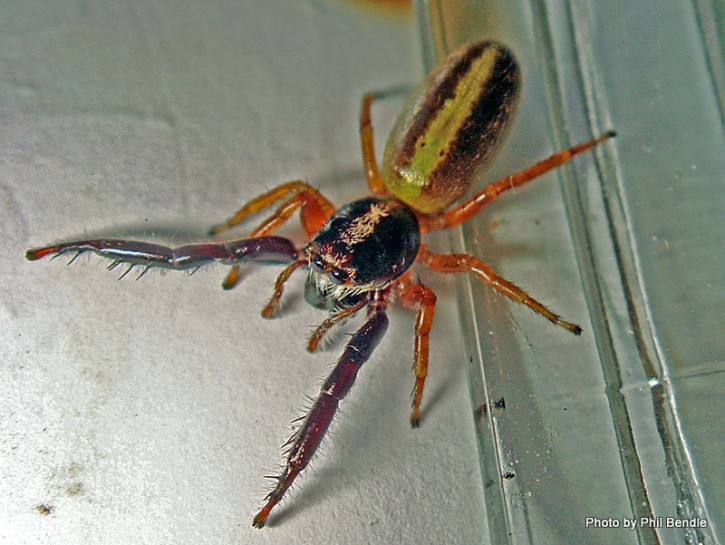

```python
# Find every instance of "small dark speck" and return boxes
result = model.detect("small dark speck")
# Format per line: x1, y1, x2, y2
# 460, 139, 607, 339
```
66, 482, 84, 496
476, 396, 506, 418
503, 471, 516, 479
563, 407, 568, 411
35, 504, 54, 515
485, 478, 495, 489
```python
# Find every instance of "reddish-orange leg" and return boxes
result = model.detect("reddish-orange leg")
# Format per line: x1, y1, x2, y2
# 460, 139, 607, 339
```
210, 180, 335, 236
396, 274, 437, 427
360, 93, 388, 195
307, 298, 368, 352
417, 243, 582, 335
209, 180, 335, 289
419, 131, 616, 232
261, 259, 308, 318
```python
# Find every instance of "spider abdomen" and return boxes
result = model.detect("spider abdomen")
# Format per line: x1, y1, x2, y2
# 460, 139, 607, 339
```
381, 40, 521, 214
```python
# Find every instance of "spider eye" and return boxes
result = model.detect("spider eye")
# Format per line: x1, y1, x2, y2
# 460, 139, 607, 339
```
329, 268, 349, 284
311, 257, 325, 272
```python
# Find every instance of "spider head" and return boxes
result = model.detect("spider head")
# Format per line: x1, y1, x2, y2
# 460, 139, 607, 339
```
304, 197, 420, 310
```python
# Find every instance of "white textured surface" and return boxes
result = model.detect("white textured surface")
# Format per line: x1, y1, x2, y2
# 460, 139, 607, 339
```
0, 1, 486, 544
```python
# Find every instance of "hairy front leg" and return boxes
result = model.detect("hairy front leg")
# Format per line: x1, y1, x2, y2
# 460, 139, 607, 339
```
26, 236, 298, 276
253, 302, 390, 528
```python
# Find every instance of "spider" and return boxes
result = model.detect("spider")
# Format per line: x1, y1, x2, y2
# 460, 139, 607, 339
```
26, 40, 614, 528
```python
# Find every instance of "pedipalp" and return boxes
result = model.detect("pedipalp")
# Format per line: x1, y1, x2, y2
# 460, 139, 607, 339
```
306, 296, 368, 352
261, 258, 308, 318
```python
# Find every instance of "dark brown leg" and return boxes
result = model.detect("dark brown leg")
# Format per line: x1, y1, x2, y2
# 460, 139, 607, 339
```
252, 298, 390, 528
26, 236, 298, 274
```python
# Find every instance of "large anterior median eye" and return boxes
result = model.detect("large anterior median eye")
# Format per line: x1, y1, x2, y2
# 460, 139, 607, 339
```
329, 268, 349, 284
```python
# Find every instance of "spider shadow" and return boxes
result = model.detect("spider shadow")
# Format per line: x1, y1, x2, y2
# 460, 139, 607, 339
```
65, 220, 219, 245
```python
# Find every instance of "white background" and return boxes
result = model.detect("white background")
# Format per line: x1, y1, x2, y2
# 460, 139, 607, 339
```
0, 1, 487, 544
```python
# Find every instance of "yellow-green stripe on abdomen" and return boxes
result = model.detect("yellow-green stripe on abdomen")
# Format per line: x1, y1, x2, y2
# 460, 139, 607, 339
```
381, 41, 520, 214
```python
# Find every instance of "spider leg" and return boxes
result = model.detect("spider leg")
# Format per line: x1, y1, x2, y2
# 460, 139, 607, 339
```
397, 277, 437, 427
417, 243, 582, 335
306, 297, 367, 352
209, 180, 335, 237
210, 181, 334, 290
360, 93, 388, 195
420, 131, 615, 231
261, 259, 307, 319
26, 236, 298, 272
253, 297, 390, 529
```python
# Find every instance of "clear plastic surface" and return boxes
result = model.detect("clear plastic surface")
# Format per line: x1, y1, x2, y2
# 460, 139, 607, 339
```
415, 1, 723, 544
